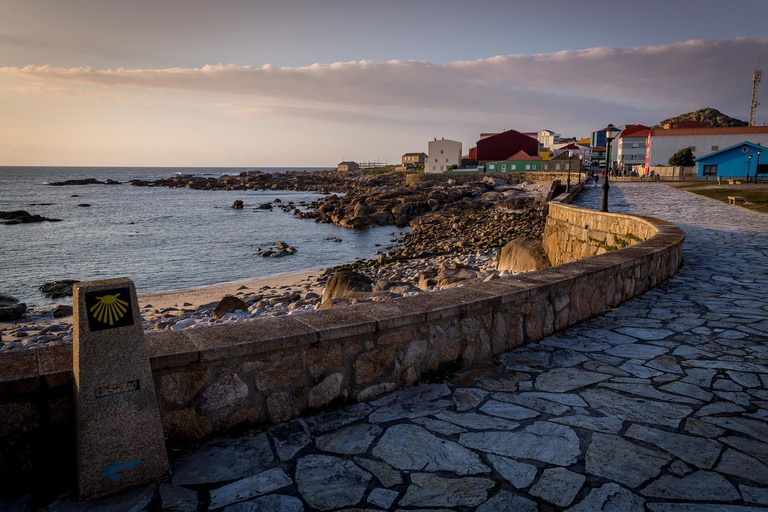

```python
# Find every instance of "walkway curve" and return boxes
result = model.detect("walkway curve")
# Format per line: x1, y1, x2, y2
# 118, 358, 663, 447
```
39, 183, 768, 511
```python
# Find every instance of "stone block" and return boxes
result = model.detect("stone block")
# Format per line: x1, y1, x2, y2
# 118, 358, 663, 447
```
306, 342, 343, 379
267, 391, 301, 423
73, 278, 169, 499
201, 373, 249, 411
159, 369, 210, 406
162, 408, 213, 440
308, 373, 344, 409
354, 347, 397, 385
254, 353, 303, 393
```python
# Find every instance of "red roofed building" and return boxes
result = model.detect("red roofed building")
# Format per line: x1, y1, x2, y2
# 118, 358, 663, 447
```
617, 124, 650, 172
475, 130, 539, 164
646, 126, 768, 167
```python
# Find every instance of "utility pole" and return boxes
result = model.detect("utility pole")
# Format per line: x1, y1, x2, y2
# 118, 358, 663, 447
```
751, 65, 763, 127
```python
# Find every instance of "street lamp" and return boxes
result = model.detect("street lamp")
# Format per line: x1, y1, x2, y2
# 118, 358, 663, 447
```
756, 149, 763, 183
746, 154, 753, 183
600, 124, 619, 212
567, 151, 573, 192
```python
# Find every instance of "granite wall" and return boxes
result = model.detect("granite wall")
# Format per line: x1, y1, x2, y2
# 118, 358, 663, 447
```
0, 189, 685, 493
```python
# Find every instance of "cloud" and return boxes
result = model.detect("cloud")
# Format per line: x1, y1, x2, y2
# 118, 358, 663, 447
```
1, 37, 766, 130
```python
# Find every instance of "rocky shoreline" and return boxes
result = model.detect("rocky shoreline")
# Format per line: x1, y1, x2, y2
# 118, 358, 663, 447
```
1, 170, 549, 351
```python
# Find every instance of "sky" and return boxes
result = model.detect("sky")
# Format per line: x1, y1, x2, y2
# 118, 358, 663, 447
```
1, 0, 767, 167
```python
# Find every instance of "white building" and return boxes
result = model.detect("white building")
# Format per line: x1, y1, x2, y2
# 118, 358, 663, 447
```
427, 137, 462, 173
616, 125, 650, 172
537, 130, 561, 149
647, 127, 768, 167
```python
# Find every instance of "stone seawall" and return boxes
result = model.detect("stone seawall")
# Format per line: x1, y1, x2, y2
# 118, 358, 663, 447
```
406, 171, 576, 186
0, 189, 685, 493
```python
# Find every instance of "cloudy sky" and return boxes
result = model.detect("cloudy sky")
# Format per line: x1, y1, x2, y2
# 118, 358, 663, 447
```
1, 0, 767, 167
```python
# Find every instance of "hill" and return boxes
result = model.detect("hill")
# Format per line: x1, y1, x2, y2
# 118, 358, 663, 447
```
656, 108, 748, 128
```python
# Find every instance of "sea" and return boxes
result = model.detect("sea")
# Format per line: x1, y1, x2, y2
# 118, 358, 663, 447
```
0, 167, 398, 307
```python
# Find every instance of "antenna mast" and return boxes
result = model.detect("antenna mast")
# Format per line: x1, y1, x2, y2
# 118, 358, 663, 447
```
751, 53, 763, 126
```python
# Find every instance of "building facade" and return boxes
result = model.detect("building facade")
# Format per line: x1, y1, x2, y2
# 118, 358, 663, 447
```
537, 130, 561, 149
647, 127, 768, 167
541, 152, 582, 174
694, 141, 767, 179
401, 153, 427, 168
475, 130, 539, 164
337, 161, 360, 172
616, 125, 650, 172
427, 138, 462, 173
484, 151, 541, 172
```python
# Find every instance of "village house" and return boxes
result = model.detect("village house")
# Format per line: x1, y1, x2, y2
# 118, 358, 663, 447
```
337, 161, 360, 172
694, 141, 766, 180
401, 152, 427, 168
646, 126, 768, 166
541, 151, 582, 174
484, 150, 541, 172
427, 138, 462, 173
616, 124, 650, 173
474, 130, 539, 164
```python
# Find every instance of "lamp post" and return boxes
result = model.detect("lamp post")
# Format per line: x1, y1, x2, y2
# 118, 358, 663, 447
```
600, 124, 619, 212
567, 152, 573, 192
746, 154, 753, 183
756, 149, 763, 183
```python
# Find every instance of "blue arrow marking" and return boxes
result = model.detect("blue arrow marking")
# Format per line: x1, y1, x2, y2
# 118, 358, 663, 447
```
103, 459, 141, 481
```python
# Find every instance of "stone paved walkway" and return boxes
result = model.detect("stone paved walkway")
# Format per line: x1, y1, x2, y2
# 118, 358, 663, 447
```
44, 183, 768, 511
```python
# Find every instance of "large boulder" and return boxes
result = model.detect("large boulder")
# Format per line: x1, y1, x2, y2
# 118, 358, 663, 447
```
232, 200, 244, 209
496, 237, 551, 273
39, 280, 80, 298
321, 271, 373, 304
53, 304, 74, 318
213, 296, 248, 318
0, 294, 26, 322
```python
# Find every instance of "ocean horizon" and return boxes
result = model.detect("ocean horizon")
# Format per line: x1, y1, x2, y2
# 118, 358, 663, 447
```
0, 166, 397, 308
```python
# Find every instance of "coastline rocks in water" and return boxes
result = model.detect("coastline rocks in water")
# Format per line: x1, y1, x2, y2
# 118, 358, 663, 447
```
0, 295, 26, 322
53, 304, 74, 318
39, 280, 80, 298
78, 204, 91, 207
232, 200, 244, 209
49, 178, 120, 186
321, 271, 373, 305
326, 237, 343, 243
496, 237, 551, 272
0, 211, 62, 225
257, 203, 273, 210
256, 242, 297, 258
213, 296, 248, 318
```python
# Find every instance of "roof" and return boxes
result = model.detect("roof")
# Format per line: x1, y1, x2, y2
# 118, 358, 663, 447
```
559, 143, 580, 150
693, 141, 765, 162
593, 146, 606, 151
402, 152, 426, 157
619, 125, 650, 138
506, 150, 541, 161
338, 161, 358, 165
652, 126, 768, 137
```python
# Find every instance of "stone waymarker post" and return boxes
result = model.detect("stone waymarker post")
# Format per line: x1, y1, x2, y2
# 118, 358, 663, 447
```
73, 278, 169, 499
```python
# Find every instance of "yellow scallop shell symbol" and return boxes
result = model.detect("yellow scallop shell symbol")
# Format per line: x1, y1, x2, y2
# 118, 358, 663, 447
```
90, 293, 129, 326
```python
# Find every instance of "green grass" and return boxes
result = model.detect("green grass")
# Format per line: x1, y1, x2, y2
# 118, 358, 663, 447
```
364, 166, 397, 175
683, 187, 768, 214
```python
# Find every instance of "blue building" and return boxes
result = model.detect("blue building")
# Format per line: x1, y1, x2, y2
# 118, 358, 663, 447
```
694, 141, 766, 180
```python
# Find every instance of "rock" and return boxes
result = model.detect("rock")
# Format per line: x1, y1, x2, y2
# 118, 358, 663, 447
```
321, 271, 372, 304
716, 448, 768, 485
569, 483, 645, 512
528, 467, 585, 507
581, 389, 693, 428
641, 471, 739, 501
367, 488, 399, 509
208, 468, 292, 509
172, 434, 275, 486
458, 421, 580, 466
269, 420, 312, 462
534, 367, 611, 392
0, 210, 62, 224
585, 433, 672, 488
496, 237, 551, 272
486, 454, 537, 488
213, 295, 248, 318
399, 473, 494, 508
39, 280, 79, 298
159, 484, 198, 512
52, 304, 74, 318
477, 491, 537, 512
316, 423, 381, 455
49, 177, 119, 186
77, 203, 91, 207
295, 454, 371, 510
223, 494, 304, 512
232, 200, 244, 209
0, 295, 26, 321
372, 424, 489, 475
624, 424, 722, 468
257, 203, 273, 209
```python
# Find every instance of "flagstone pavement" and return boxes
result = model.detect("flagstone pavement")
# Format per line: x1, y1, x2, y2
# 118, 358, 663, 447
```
40, 183, 768, 510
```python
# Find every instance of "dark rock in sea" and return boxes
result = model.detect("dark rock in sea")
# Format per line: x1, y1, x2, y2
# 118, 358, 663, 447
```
39, 280, 80, 298
273, 198, 282, 203
326, 237, 343, 243
257, 203, 273, 210
49, 178, 121, 186
256, 242, 297, 258
0, 211, 62, 225
213, 295, 248, 318
0, 295, 26, 321
52, 304, 74, 318
78, 204, 91, 207
232, 200, 244, 209
321, 271, 373, 305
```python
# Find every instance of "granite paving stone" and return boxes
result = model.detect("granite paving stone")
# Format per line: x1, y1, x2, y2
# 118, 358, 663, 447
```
398, 473, 494, 508
581, 389, 693, 428
567, 482, 645, 512
486, 454, 538, 488
171, 434, 275, 486
222, 494, 304, 512
295, 454, 371, 510
315, 423, 381, 455
367, 488, 400, 509
624, 424, 722, 468
528, 467, 585, 507
476, 491, 538, 512
585, 433, 672, 488
534, 367, 612, 392
641, 471, 740, 501
459, 421, 580, 465
717, 449, 768, 485
478, 400, 540, 420
208, 468, 292, 510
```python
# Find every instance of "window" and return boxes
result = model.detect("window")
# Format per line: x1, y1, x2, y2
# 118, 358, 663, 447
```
532, 165, 537, 170
440, 165, 444, 171
432, 166, 436, 171
525, 164, 531, 170
711, 146, 718, 151
632, 143, 639, 149
489, 163, 495, 170
510, 164, 516, 170
440, 150, 444, 154
445, 158, 448, 163
555, 164, 561, 170
501, 164, 506, 172
703, 165, 717, 176
434, 158, 437, 163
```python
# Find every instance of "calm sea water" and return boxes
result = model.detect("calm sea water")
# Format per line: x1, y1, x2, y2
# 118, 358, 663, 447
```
0, 167, 396, 307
